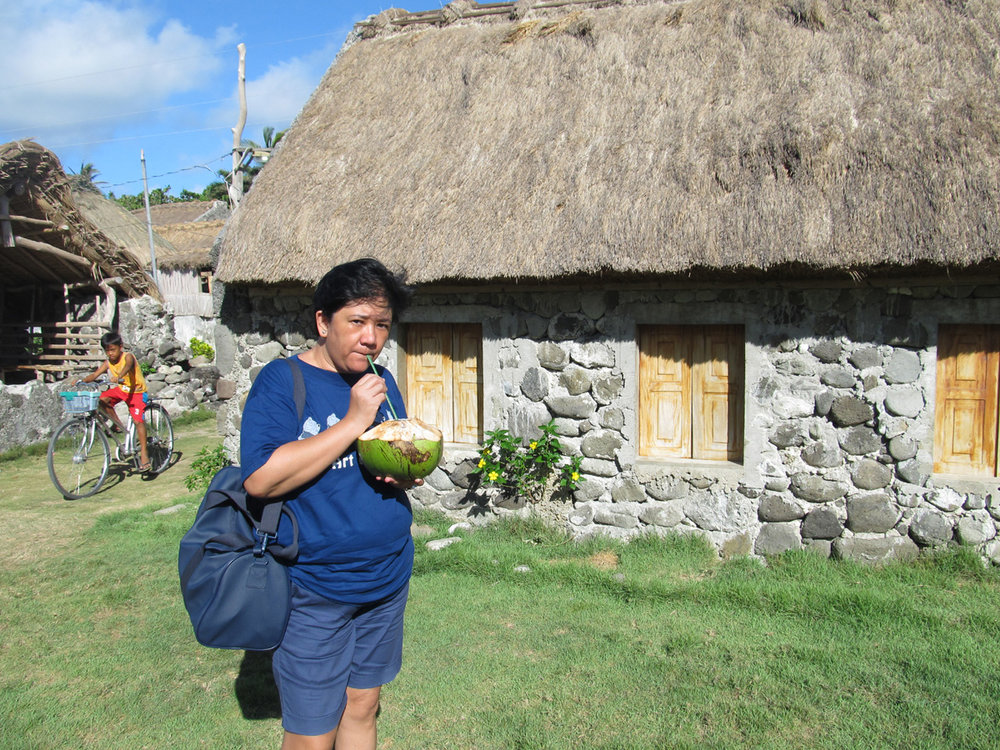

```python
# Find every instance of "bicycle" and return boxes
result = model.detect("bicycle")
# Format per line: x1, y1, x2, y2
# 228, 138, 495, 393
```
47, 378, 174, 499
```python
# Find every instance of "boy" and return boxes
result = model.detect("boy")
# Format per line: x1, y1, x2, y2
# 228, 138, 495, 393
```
78, 332, 150, 471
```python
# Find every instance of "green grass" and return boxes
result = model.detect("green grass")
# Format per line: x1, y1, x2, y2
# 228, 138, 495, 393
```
0, 440, 51, 463
0, 406, 216, 463
2, 453, 1000, 748
171, 406, 217, 428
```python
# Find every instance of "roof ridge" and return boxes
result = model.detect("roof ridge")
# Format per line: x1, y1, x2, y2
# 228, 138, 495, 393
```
354, 0, 636, 34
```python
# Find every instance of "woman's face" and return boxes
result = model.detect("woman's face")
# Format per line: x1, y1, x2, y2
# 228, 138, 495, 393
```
316, 297, 393, 375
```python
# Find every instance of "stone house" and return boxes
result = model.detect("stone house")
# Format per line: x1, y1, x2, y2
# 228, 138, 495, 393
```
214, 0, 1000, 563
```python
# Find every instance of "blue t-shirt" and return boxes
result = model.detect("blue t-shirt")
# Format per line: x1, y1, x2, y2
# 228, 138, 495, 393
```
239, 355, 413, 604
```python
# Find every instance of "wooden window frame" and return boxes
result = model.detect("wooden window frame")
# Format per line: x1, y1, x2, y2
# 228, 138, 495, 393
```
404, 322, 483, 445
638, 324, 744, 462
934, 324, 1000, 477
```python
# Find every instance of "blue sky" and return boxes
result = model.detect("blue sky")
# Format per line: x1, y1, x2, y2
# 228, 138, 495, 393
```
0, 1, 435, 198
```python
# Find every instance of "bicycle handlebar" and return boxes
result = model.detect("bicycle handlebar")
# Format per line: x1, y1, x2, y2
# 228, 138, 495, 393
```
64, 375, 110, 390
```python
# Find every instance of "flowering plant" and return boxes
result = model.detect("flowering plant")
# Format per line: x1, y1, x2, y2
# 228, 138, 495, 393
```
472, 420, 583, 503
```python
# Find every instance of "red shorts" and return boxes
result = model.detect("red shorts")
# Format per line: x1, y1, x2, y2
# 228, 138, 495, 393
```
101, 388, 147, 423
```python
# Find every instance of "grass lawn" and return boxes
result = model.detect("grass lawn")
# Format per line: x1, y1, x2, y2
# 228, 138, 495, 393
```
2, 414, 1000, 748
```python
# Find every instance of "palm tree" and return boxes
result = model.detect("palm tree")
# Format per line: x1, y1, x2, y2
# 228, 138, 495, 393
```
78, 163, 100, 184
241, 126, 287, 171
69, 162, 105, 193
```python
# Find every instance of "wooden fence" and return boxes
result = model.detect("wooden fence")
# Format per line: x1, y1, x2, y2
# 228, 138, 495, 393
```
0, 321, 111, 382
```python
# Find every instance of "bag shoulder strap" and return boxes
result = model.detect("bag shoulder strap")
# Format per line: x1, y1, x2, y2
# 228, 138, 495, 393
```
288, 356, 306, 423
257, 357, 308, 537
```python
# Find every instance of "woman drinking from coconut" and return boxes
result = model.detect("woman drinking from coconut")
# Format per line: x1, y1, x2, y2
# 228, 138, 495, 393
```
241, 258, 419, 750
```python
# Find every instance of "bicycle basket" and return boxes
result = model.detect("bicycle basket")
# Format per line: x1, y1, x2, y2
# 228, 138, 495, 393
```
59, 391, 100, 413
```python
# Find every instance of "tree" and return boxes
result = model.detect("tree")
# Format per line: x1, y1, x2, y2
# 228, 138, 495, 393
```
201, 181, 230, 202
67, 162, 105, 193
240, 125, 287, 186
108, 186, 178, 211
76, 162, 101, 186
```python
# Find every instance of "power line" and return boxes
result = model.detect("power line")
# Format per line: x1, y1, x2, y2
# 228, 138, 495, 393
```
46, 126, 232, 150
102, 156, 230, 190
0, 52, 225, 93
0, 98, 232, 139
0, 29, 349, 94
43, 119, 286, 153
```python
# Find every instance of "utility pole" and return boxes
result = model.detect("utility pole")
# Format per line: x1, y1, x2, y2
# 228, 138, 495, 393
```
140, 149, 160, 289
229, 43, 247, 209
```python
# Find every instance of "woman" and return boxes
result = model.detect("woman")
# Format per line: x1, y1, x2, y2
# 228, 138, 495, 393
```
240, 258, 417, 750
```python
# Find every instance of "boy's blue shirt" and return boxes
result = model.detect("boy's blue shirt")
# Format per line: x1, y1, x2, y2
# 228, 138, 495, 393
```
240, 355, 413, 604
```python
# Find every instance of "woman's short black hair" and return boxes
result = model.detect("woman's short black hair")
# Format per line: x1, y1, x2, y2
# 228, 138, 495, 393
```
101, 331, 123, 349
314, 258, 413, 320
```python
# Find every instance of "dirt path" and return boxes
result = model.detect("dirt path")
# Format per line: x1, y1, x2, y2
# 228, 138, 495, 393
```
0, 416, 223, 568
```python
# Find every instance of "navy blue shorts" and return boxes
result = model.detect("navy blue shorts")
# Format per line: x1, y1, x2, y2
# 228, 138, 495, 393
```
271, 581, 409, 736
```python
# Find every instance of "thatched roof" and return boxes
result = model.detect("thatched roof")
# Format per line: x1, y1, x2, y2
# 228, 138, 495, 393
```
217, 0, 1000, 286
0, 140, 160, 297
138, 200, 228, 226
154, 220, 226, 270
70, 186, 179, 274
130, 201, 228, 271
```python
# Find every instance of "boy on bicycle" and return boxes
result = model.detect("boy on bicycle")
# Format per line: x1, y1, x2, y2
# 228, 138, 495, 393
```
78, 332, 150, 471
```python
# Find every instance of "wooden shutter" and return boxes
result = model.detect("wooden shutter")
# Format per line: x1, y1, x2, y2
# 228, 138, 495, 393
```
406, 324, 452, 439
639, 326, 692, 458
405, 323, 482, 444
640, 325, 744, 461
692, 325, 744, 461
451, 324, 482, 443
934, 325, 1000, 476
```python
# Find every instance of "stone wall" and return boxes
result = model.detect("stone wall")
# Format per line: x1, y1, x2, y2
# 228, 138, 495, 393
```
118, 297, 223, 416
213, 285, 317, 457
216, 280, 1000, 565
0, 380, 65, 451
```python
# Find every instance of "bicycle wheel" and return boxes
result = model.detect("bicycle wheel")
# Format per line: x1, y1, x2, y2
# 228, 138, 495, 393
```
143, 404, 174, 474
47, 417, 111, 499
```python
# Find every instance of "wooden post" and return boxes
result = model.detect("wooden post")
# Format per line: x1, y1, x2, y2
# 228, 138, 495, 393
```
0, 194, 13, 247
140, 149, 161, 289
63, 283, 70, 333
229, 43, 248, 209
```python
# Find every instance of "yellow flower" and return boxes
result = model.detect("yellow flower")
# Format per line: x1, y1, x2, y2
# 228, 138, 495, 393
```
488, 471, 499, 481
571, 472, 580, 481
478, 458, 486, 468
529, 441, 538, 450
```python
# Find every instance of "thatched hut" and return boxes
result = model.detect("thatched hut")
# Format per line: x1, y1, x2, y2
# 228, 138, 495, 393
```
131, 201, 228, 340
70, 183, 178, 277
216, 0, 1000, 563
0, 140, 160, 383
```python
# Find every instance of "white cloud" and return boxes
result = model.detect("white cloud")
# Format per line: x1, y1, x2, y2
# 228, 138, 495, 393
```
208, 41, 340, 138
248, 58, 320, 124
0, 0, 231, 141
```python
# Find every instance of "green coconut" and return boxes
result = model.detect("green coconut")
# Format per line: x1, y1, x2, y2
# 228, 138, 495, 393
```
357, 417, 444, 480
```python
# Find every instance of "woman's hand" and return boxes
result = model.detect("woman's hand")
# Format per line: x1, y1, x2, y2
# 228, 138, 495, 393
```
376, 476, 424, 491
344, 373, 388, 431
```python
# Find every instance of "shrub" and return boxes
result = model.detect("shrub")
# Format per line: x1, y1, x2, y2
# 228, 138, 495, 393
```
184, 445, 229, 492
472, 420, 582, 503
189, 337, 215, 360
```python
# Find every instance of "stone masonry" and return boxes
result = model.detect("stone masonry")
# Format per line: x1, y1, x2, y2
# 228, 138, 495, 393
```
216, 281, 1000, 566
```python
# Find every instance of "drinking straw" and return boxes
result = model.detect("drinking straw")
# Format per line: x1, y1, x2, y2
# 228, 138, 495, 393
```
366, 355, 399, 420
